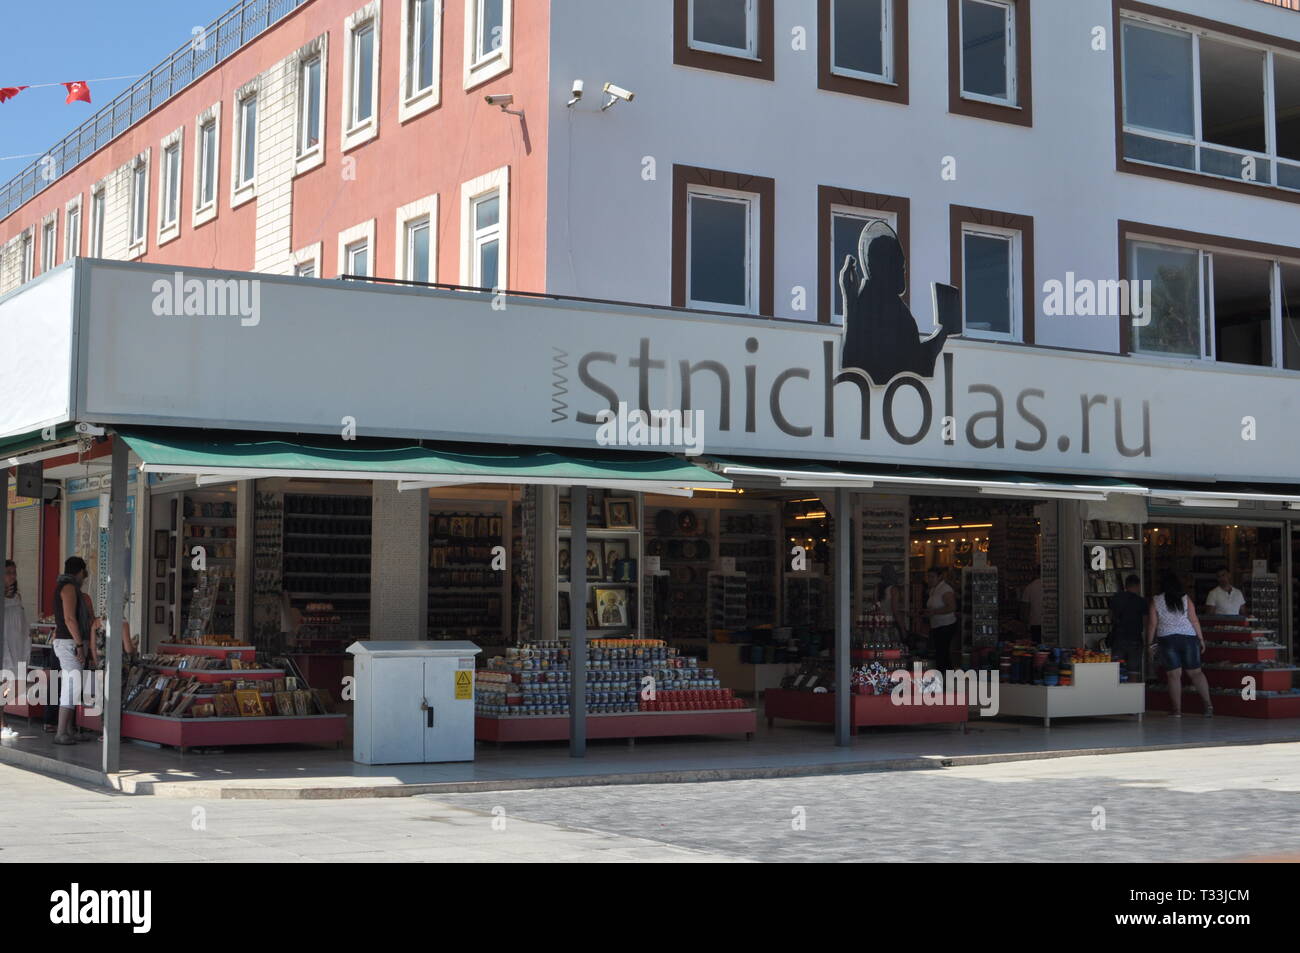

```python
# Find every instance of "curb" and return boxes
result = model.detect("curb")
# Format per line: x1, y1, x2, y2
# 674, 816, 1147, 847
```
0, 744, 112, 789
117, 733, 1300, 799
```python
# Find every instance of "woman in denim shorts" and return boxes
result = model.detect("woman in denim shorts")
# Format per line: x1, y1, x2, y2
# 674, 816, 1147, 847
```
1146, 572, 1213, 718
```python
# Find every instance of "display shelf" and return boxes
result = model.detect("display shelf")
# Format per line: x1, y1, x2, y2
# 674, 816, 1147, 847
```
995, 661, 1144, 726
428, 503, 508, 640
157, 642, 255, 661
763, 689, 968, 730
476, 709, 756, 743
282, 492, 371, 639
118, 711, 346, 749
783, 572, 829, 629
855, 496, 908, 621
1145, 686, 1300, 719
1082, 527, 1142, 643
963, 567, 999, 649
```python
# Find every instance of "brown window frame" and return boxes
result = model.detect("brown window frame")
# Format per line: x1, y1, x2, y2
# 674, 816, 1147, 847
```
818, 186, 911, 325
672, 164, 775, 317
948, 0, 1033, 127
1113, 1, 1300, 207
950, 205, 1036, 344
674, 0, 776, 81
818, 0, 909, 105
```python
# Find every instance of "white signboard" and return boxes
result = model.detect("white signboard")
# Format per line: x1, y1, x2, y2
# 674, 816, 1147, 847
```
0, 266, 77, 440
49, 261, 1300, 484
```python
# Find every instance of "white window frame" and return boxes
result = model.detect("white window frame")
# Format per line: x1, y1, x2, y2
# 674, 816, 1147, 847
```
65, 195, 82, 260
40, 215, 57, 274
829, 205, 898, 321
158, 128, 184, 245
296, 36, 329, 174
193, 102, 221, 226
688, 0, 759, 60
342, 3, 381, 152
395, 193, 439, 283
459, 166, 509, 289
401, 0, 443, 121
291, 241, 323, 279
1120, 14, 1300, 192
89, 185, 106, 257
960, 223, 1022, 342
686, 184, 761, 314
337, 219, 377, 278
830, 0, 892, 83
231, 83, 259, 207
128, 151, 150, 259
1127, 234, 1300, 370
959, 0, 1017, 107
463, 0, 513, 90
20, 230, 34, 283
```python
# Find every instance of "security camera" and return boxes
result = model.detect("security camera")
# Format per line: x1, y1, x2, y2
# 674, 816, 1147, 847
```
601, 83, 635, 111
567, 79, 584, 108
485, 93, 514, 107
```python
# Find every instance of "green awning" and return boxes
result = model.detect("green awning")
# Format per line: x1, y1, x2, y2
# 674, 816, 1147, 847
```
117, 428, 730, 494
707, 457, 1148, 501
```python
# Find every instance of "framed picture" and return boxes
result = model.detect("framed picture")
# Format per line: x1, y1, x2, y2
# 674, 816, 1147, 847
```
234, 689, 266, 717
557, 540, 571, 580
585, 544, 603, 581
153, 606, 165, 625
558, 593, 571, 630
587, 490, 605, 528
585, 608, 598, 628
594, 588, 628, 628
1108, 522, 1123, 541
167, 536, 176, 561
153, 530, 169, 557
615, 558, 638, 584
605, 498, 635, 529
154, 582, 165, 601
1096, 521, 1112, 539
603, 540, 628, 579
155, 559, 167, 579
558, 500, 571, 528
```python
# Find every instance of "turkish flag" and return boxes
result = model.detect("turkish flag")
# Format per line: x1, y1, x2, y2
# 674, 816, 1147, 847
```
0, 86, 28, 104
63, 81, 91, 105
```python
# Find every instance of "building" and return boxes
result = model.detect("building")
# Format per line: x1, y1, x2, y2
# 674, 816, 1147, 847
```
2, 0, 1300, 768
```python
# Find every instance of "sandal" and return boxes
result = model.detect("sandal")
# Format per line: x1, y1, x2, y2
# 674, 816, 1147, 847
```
52, 734, 76, 746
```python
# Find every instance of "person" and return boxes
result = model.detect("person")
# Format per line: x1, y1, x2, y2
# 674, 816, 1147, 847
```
51, 556, 93, 745
1108, 574, 1146, 682
921, 567, 959, 671
1204, 568, 1246, 618
1147, 571, 1213, 718
877, 564, 907, 643
0, 561, 29, 740
1020, 572, 1044, 641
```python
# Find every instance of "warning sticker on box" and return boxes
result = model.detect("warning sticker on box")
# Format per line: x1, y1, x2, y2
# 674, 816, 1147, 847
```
454, 670, 474, 700
457, 657, 475, 669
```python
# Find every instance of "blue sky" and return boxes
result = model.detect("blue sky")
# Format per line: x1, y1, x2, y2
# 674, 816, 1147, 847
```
0, 1, 230, 170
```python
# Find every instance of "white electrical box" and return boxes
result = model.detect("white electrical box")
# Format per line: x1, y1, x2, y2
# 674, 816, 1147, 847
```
347, 641, 481, 764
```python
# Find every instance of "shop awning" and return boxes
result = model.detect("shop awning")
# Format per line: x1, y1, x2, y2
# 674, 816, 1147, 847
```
116, 428, 730, 496
709, 458, 1150, 502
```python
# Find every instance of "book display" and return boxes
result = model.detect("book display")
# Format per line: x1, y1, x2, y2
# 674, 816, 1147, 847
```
115, 642, 346, 750
428, 504, 508, 641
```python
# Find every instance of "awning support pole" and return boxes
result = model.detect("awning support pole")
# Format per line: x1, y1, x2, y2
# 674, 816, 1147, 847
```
834, 486, 851, 747
102, 437, 126, 774
0, 463, 7, 738
569, 486, 587, 758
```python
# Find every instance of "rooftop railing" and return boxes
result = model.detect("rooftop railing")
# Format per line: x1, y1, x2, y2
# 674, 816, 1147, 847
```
0, 0, 311, 221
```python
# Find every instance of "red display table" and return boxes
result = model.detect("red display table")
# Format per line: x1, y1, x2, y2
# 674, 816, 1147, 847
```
119, 711, 347, 750
1146, 688, 1300, 718
156, 643, 256, 662
764, 689, 968, 731
476, 708, 756, 743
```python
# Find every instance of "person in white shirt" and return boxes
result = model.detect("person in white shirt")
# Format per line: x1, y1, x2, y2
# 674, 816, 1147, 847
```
921, 568, 959, 670
1204, 569, 1246, 617
0, 561, 29, 740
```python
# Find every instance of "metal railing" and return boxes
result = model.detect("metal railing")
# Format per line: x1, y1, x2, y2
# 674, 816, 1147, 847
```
0, 0, 312, 221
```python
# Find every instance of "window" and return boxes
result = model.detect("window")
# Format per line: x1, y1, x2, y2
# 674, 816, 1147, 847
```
470, 192, 501, 289
460, 167, 508, 289
961, 226, 1021, 340
161, 142, 181, 228
295, 262, 317, 279
41, 220, 56, 273
198, 120, 217, 206
65, 203, 81, 259
90, 189, 105, 257
1127, 234, 1299, 369
397, 196, 437, 283
130, 162, 148, 246
337, 222, 375, 280
948, 0, 1030, 125
463, 0, 512, 89
689, 0, 756, 57
950, 205, 1034, 343
832, 0, 889, 81
405, 219, 432, 283
686, 188, 760, 313
402, 0, 442, 119
237, 94, 258, 189
299, 55, 322, 155
350, 23, 375, 126
830, 208, 898, 320
346, 240, 370, 277
1121, 15, 1300, 194
20, 233, 33, 283
193, 103, 221, 223
293, 241, 322, 279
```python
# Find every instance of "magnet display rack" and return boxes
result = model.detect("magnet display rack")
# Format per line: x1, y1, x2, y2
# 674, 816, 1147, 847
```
428, 501, 509, 641
281, 493, 371, 645
1083, 521, 1141, 643
963, 567, 1000, 648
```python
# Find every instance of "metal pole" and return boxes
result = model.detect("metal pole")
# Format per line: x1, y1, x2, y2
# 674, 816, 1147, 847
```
102, 438, 126, 774
834, 487, 851, 747
569, 486, 587, 757
0, 464, 8, 728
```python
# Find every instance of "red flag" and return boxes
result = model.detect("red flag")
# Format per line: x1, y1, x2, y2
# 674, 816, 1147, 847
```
63, 81, 91, 105
0, 86, 28, 104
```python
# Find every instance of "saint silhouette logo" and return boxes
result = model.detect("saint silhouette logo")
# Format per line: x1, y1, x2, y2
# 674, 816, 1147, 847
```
838, 221, 962, 385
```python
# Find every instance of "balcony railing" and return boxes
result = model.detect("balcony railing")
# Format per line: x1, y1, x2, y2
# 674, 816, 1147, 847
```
0, 0, 311, 221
